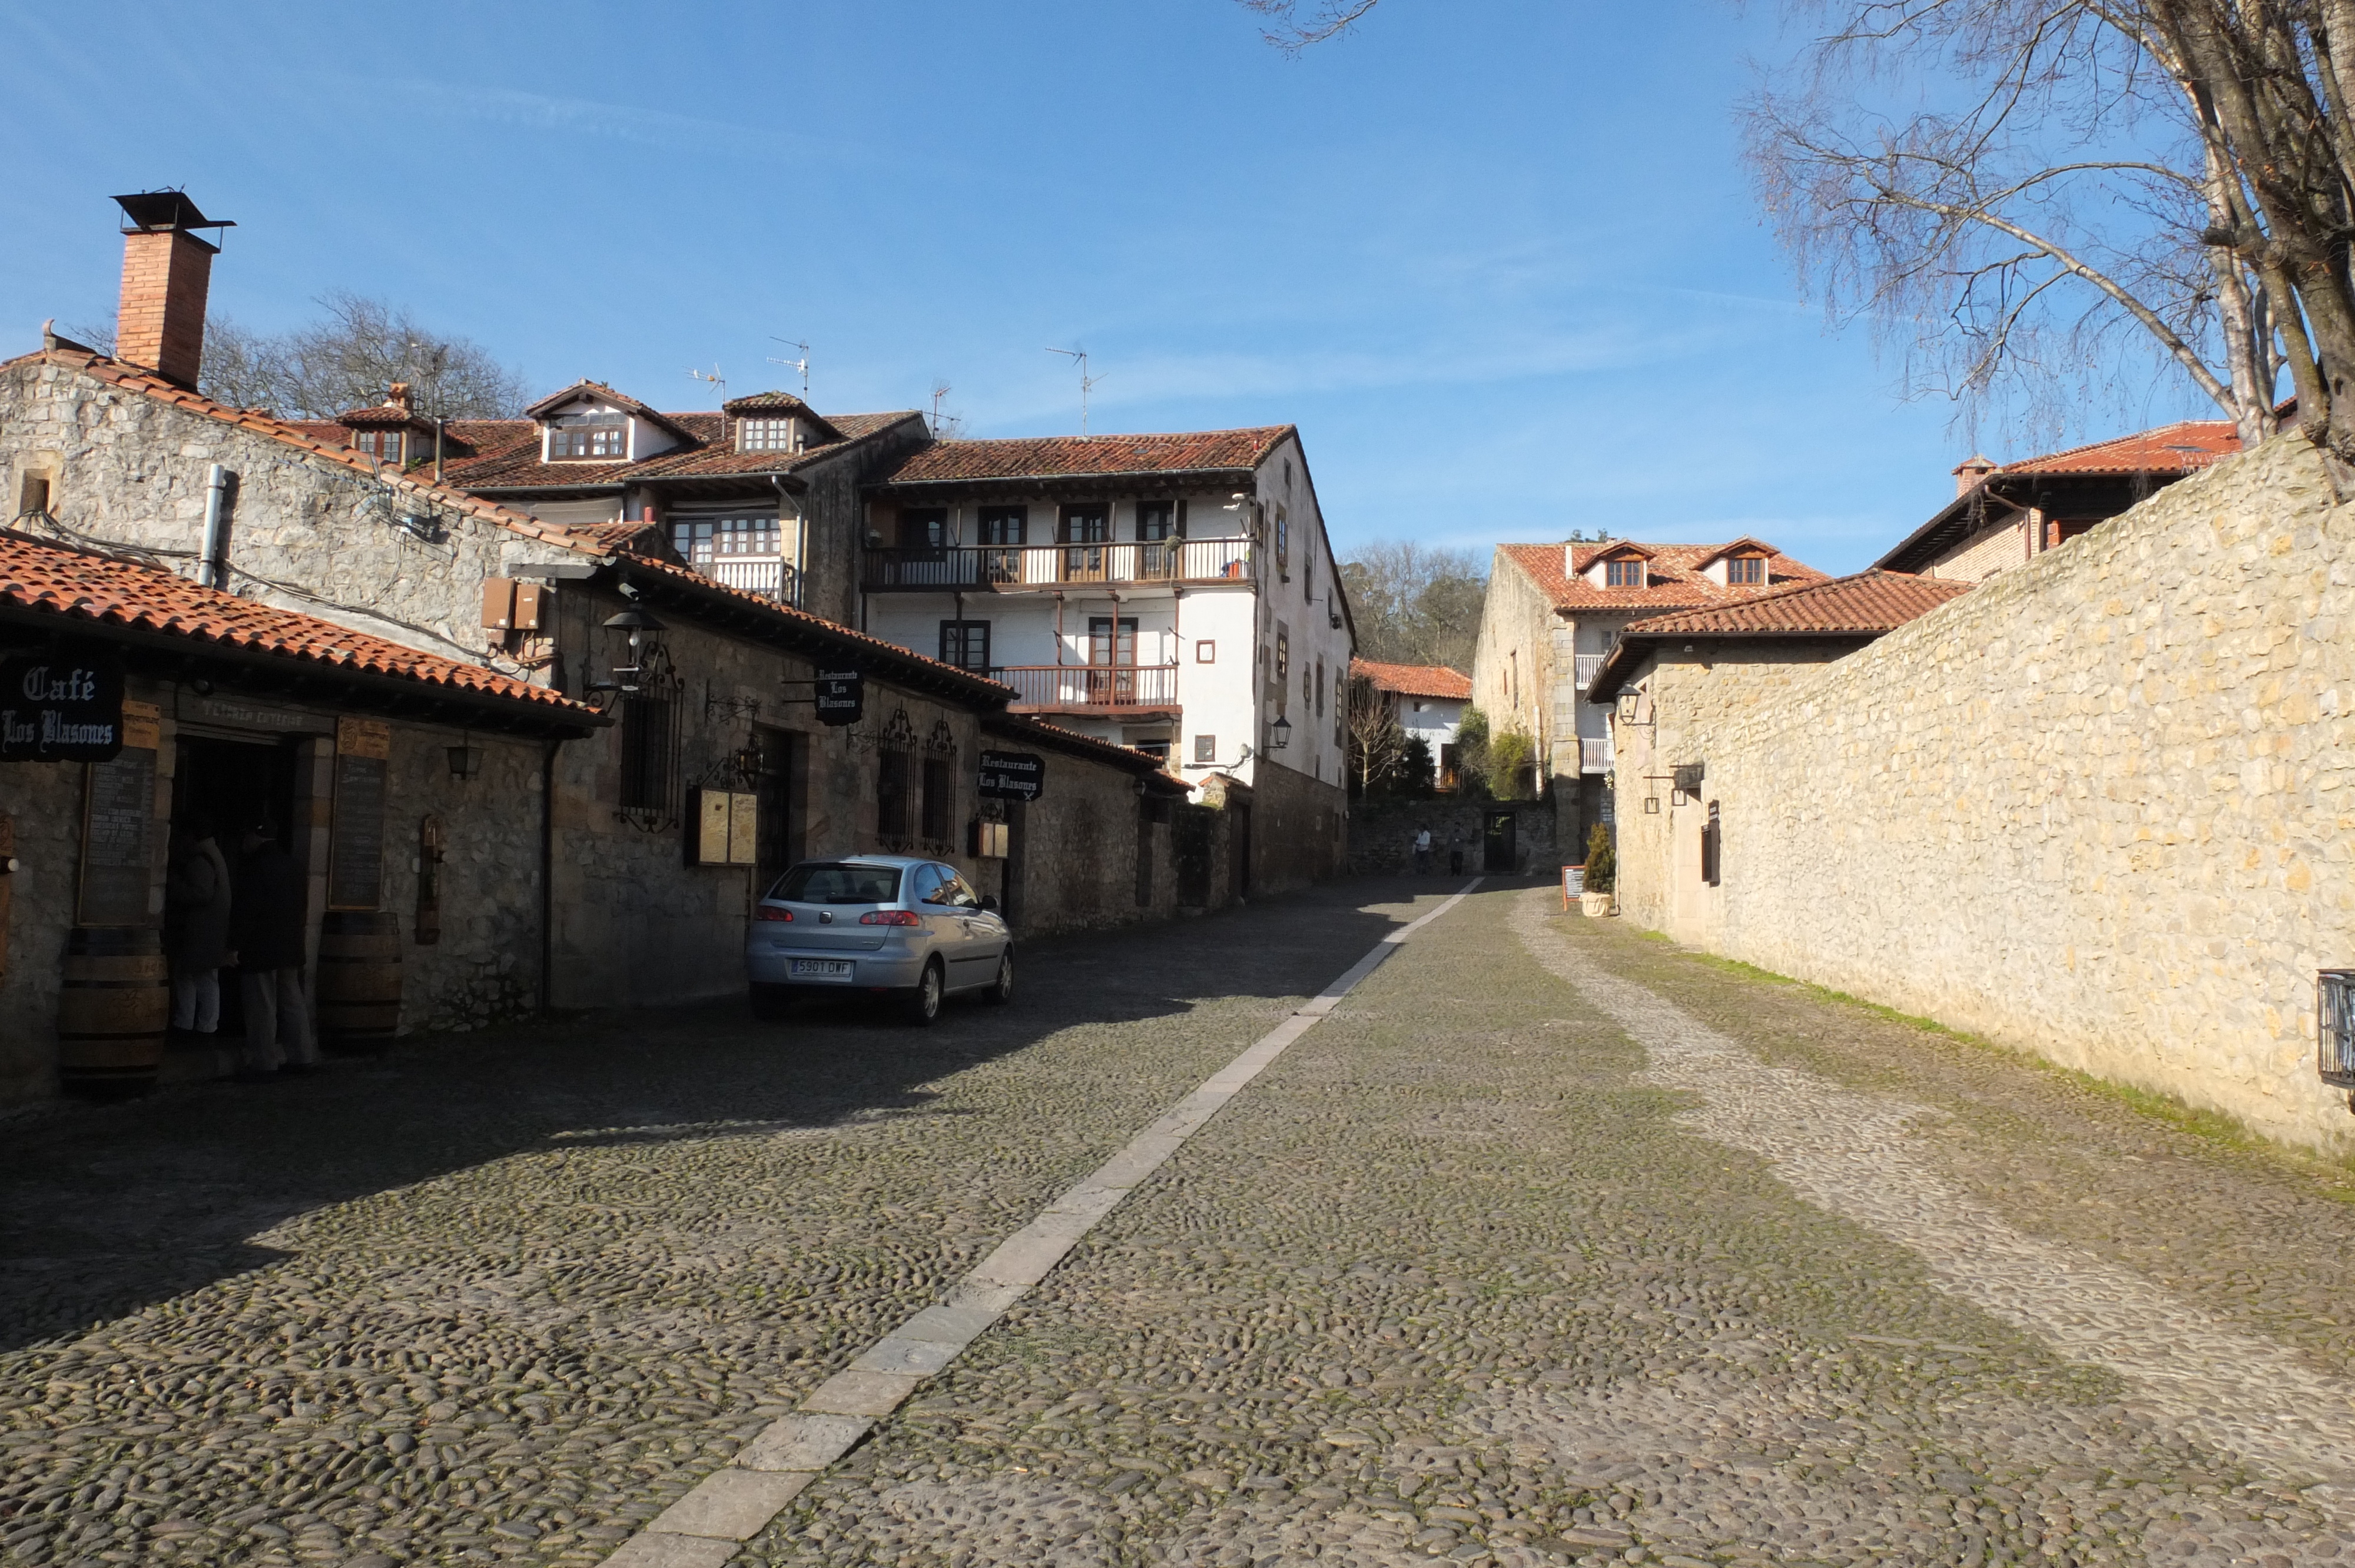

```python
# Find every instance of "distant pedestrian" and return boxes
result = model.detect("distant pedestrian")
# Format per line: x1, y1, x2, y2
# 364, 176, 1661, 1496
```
1448, 829, 1465, 877
1413, 823, 1433, 875
165, 812, 231, 1038
229, 817, 317, 1079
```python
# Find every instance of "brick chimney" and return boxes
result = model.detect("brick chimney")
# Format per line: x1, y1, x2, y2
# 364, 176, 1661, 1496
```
1952, 454, 1997, 497
110, 191, 235, 390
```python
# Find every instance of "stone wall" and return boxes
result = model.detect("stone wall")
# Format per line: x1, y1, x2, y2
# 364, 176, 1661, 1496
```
1344, 796, 1564, 878
998, 759, 1184, 939
1244, 759, 1348, 896
1611, 437, 2355, 1152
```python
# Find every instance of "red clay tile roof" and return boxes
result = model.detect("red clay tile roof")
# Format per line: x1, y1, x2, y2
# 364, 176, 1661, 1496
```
435, 410, 920, 490
1496, 540, 1827, 614
1618, 569, 1973, 636
1586, 570, 1972, 702
1352, 658, 1471, 700
879, 427, 1294, 486
5, 346, 626, 558
1995, 420, 2238, 477
0, 530, 595, 718
521, 378, 698, 444
981, 710, 1190, 788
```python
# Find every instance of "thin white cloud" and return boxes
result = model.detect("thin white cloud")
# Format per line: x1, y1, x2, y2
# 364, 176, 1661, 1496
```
361, 78, 863, 165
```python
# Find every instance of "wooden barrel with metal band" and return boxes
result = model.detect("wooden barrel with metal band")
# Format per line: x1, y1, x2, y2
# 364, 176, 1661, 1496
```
314, 909, 402, 1055
57, 926, 169, 1098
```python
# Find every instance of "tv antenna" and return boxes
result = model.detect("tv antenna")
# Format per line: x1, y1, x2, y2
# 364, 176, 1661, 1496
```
1046, 346, 1104, 437
768, 337, 811, 398
930, 380, 953, 435
689, 363, 727, 400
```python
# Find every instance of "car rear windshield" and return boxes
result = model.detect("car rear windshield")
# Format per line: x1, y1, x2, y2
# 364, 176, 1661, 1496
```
771, 863, 903, 905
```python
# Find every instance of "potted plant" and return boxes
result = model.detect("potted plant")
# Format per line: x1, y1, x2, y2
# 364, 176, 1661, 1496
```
1580, 822, 1616, 916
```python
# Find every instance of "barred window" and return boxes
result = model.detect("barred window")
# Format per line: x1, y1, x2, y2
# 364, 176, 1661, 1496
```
618, 692, 675, 813
921, 757, 953, 843
878, 750, 913, 840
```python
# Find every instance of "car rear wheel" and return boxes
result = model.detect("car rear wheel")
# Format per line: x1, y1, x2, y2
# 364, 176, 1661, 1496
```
749, 983, 794, 1022
983, 948, 1013, 1005
901, 959, 944, 1026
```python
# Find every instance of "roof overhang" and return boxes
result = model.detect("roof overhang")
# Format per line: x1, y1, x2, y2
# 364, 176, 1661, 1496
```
868, 467, 1261, 504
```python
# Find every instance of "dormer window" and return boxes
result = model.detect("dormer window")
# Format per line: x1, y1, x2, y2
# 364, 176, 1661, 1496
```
1727, 553, 1766, 586
1604, 557, 1646, 587
548, 413, 625, 460
738, 417, 804, 454
353, 429, 405, 464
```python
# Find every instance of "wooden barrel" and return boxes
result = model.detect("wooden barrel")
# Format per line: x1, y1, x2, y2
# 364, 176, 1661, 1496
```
58, 926, 168, 1099
315, 910, 402, 1055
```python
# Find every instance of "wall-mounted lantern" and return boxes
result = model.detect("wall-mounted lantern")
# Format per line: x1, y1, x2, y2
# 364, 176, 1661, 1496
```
446, 738, 484, 781
585, 602, 669, 709
1268, 713, 1292, 750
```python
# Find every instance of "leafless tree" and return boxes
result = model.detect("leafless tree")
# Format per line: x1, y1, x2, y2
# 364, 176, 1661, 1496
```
76, 292, 530, 418
1747, 2, 2285, 451
1346, 673, 1409, 793
1239, 0, 1381, 53
1338, 542, 1487, 674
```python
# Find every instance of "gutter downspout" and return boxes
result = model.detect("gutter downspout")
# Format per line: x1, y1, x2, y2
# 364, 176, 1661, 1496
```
539, 736, 559, 1018
200, 464, 231, 589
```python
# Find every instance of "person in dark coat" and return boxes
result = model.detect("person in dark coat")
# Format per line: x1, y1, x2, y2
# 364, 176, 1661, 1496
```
229, 818, 317, 1077
165, 812, 232, 1037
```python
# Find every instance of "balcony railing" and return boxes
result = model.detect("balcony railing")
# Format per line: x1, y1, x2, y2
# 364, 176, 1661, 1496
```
703, 556, 801, 606
993, 664, 1180, 709
1580, 736, 1614, 773
864, 539, 1254, 591
1574, 652, 1605, 689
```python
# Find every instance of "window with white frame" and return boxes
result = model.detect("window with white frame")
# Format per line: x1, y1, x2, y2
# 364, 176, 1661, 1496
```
672, 514, 782, 562
737, 417, 801, 453
548, 413, 625, 460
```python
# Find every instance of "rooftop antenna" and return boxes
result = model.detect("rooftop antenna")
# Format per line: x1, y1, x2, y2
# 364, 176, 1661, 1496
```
690, 363, 728, 441
930, 380, 953, 436
1046, 346, 1104, 437
768, 337, 811, 398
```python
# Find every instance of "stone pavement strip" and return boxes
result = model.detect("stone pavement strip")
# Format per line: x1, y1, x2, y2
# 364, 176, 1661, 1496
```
595, 883, 1485, 1567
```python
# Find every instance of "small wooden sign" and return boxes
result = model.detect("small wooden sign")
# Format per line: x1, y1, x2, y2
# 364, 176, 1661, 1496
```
814, 670, 864, 726
1561, 863, 1586, 909
977, 750, 1044, 802
692, 789, 758, 866
337, 716, 392, 760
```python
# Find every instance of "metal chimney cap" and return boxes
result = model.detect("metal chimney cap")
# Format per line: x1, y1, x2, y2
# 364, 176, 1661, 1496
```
111, 190, 236, 235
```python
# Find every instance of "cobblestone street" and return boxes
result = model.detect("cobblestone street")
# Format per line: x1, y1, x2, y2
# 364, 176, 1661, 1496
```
9, 879, 2355, 1568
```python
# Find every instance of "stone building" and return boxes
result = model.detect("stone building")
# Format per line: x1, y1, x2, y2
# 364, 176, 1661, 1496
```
855, 429, 1355, 894
1589, 571, 1972, 942
1876, 421, 2240, 581
0, 529, 601, 1106
1589, 433, 2355, 1155
1470, 538, 1825, 851
0, 191, 1224, 1060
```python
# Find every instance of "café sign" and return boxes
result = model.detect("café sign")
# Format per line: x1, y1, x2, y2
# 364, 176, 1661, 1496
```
0, 652, 126, 762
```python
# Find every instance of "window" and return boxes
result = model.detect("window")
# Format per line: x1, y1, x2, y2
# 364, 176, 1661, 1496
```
1276, 631, 1290, 687
979, 506, 1028, 546
1605, 557, 1645, 587
772, 862, 902, 903
939, 620, 991, 673
900, 507, 947, 558
1315, 658, 1325, 717
1195, 640, 1216, 663
618, 690, 676, 813
352, 429, 404, 464
1703, 800, 1722, 886
1726, 554, 1765, 586
737, 417, 801, 453
672, 514, 781, 562
1194, 735, 1217, 763
1275, 504, 1290, 572
15, 473, 51, 518
1059, 504, 1109, 543
921, 758, 953, 843
548, 413, 625, 460
877, 750, 912, 840
1137, 500, 1183, 541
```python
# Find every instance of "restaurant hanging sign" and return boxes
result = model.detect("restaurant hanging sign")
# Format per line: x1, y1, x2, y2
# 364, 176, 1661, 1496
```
814, 669, 864, 726
0, 652, 127, 762
976, 750, 1044, 802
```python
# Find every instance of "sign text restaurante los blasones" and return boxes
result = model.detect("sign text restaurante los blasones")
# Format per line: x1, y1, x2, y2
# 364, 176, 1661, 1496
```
0, 652, 127, 761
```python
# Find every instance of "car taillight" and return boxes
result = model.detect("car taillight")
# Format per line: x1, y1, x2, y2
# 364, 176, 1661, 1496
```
755, 905, 794, 922
859, 909, 921, 926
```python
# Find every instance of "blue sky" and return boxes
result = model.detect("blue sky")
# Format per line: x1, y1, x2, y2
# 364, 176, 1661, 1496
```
0, 2, 2215, 574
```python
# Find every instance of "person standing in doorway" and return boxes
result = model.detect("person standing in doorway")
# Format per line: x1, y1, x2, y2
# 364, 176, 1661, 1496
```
165, 812, 231, 1040
228, 817, 317, 1079
1413, 823, 1433, 876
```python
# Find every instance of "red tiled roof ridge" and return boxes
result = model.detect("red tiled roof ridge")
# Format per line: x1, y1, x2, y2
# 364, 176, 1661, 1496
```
9, 346, 625, 558
1618, 569, 1973, 636
1351, 657, 1471, 699
881, 426, 1296, 485
980, 710, 1190, 783
1495, 540, 1830, 614
1995, 419, 2237, 474
0, 528, 592, 714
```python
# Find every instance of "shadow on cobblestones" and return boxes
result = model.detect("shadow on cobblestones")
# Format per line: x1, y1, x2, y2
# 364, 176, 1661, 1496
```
0, 878, 1453, 1568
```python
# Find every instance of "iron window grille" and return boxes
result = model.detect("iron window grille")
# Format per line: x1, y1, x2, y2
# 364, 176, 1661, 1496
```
921, 757, 953, 845
2321, 971, 2355, 1088
878, 749, 913, 844
1701, 800, 1722, 886
616, 646, 684, 832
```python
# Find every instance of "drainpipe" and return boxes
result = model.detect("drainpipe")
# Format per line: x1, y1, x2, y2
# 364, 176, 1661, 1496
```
199, 464, 231, 589
539, 736, 559, 1018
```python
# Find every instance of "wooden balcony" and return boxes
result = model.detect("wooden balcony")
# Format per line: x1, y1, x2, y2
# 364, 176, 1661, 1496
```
703, 555, 801, 605
1580, 735, 1614, 773
863, 539, 1255, 592
1574, 652, 1605, 689
994, 663, 1180, 713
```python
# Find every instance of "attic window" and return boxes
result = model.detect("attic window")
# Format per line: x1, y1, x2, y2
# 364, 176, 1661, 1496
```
738, 417, 804, 454
549, 413, 625, 460
1605, 557, 1645, 588
352, 430, 404, 465
1727, 554, 1765, 586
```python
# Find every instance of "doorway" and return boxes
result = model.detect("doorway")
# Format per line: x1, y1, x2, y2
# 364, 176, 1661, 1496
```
170, 735, 304, 1037
753, 726, 801, 896
1482, 809, 1518, 873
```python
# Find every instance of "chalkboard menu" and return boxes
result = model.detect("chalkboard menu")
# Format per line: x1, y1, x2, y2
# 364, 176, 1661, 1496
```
329, 718, 390, 911
78, 744, 157, 925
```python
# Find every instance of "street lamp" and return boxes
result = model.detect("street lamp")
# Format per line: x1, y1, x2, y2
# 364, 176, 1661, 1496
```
586, 603, 669, 704
1268, 713, 1292, 750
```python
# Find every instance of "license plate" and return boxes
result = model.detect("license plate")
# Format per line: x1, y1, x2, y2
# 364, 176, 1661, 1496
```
791, 959, 853, 979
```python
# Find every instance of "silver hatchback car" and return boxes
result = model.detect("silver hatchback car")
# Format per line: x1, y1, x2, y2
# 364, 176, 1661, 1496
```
745, 855, 1013, 1024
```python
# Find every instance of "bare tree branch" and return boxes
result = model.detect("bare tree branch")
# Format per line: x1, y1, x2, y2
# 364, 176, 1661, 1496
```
1239, 0, 1381, 54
